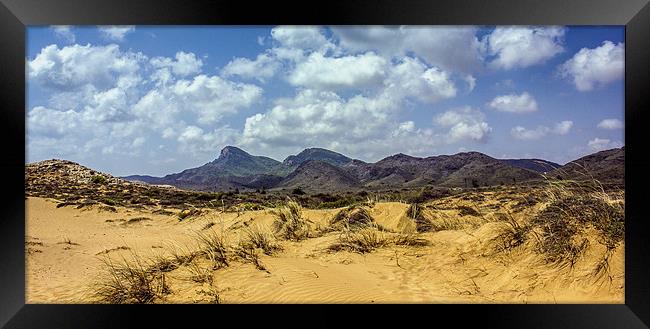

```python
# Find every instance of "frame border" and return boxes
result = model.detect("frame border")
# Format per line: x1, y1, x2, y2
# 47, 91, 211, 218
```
1, 0, 649, 328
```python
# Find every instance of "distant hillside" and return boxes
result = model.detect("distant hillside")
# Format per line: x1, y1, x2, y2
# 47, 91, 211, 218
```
118, 146, 622, 193
283, 148, 356, 169
551, 147, 624, 184
124, 146, 288, 191
502, 159, 561, 173
276, 160, 360, 193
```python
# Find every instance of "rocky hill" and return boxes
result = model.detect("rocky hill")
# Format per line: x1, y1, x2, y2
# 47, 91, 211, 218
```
283, 148, 356, 169
117, 146, 623, 193
277, 160, 360, 193
551, 147, 624, 184
503, 159, 561, 173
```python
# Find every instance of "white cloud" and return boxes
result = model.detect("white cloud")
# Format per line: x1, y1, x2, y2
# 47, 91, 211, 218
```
271, 26, 332, 51
511, 120, 573, 140
28, 106, 80, 137
151, 51, 203, 77
98, 26, 135, 42
464, 75, 476, 92
177, 125, 204, 143
177, 125, 240, 155
28, 43, 145, 92
484, 26, 565, 70
559, 41, 624, 91
588, 138, 623, 151
172, 75, 262, 124
386, 57, 457, 103
597, 118, 623, 130
239, 88, 447, 160
221, 53, 281, 82
27, 41, 264, 170
553, 120, 573, 135
287, 52, 388, 91
243, 89, 394, 147
331, 26, 484, 74
52, 26, 75, 43
488, 92, 538, 113
435, 106, 491, 143
511, 126, 549, 140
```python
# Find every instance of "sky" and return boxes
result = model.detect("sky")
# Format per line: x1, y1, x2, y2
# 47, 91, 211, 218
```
26, 25, 625, 176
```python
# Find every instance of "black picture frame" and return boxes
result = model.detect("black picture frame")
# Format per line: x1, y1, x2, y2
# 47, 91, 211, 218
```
1, 0, 649, 328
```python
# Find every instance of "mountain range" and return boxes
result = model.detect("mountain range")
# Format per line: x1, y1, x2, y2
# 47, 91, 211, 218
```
122, 146, 624, 193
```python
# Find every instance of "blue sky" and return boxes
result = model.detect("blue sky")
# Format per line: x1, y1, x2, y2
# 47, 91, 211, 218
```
26, 26, 625, 176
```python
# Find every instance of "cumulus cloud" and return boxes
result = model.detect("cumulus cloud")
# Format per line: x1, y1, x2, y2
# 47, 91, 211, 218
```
242, 89, 394, 147
271, 26, 333, 51
488, 92, 538, 113
28, 106, 80, 137
464, 75, 476, 92
511, 126, 548, 140
588, 137, 623, 151
153, 74, 263, 125
150, 51, 203, 77
221, 53, 280, 82
28, 43, 145, 92
27, 41, 265, 170
52, 26, 75, 43
98, 26, 135, 41
484, 26, 565, 70
435, 107, 491, 143
386, 57, 457, 103
559, 41, 624, 91
287, 52, 388, 91
511, 120, 573, 140
553, 120, 573, 135
597, 118, 623, 130
331, 26, 484, 74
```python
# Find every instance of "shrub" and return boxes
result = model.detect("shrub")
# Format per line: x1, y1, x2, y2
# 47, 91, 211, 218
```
178, 208, 202, 221
532, 194, 624, 266
291, 188, 306, 195
91, 175, 108, 185
457, 205, 480, 217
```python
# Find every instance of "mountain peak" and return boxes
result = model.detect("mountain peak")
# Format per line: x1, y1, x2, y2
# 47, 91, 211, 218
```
219, 146, 250, 159
283, 147, 353, 167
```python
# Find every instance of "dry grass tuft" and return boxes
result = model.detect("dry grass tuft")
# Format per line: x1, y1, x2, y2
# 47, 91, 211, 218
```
93, 252, 170, 304
195, 230, 230, 269
457, 205, 481, 217
490, 212, 529, 254
330, 205, 374, 230
532, 191, 623, 267
233, 243, 268, 272
405, 203, 434, 233
392, 233, 431, 247
95, 246, 131, 255
186, 261, 214, 284
271, 198, 312, 241
327, 228, 390, 254
240, 225, 282, 256
58, 236, 80, 245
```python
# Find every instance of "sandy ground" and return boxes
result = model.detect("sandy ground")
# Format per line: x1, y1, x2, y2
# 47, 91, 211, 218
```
26, 196, 624, 304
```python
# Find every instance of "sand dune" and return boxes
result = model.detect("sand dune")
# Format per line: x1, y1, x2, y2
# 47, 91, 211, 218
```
26, 194, 624, 304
